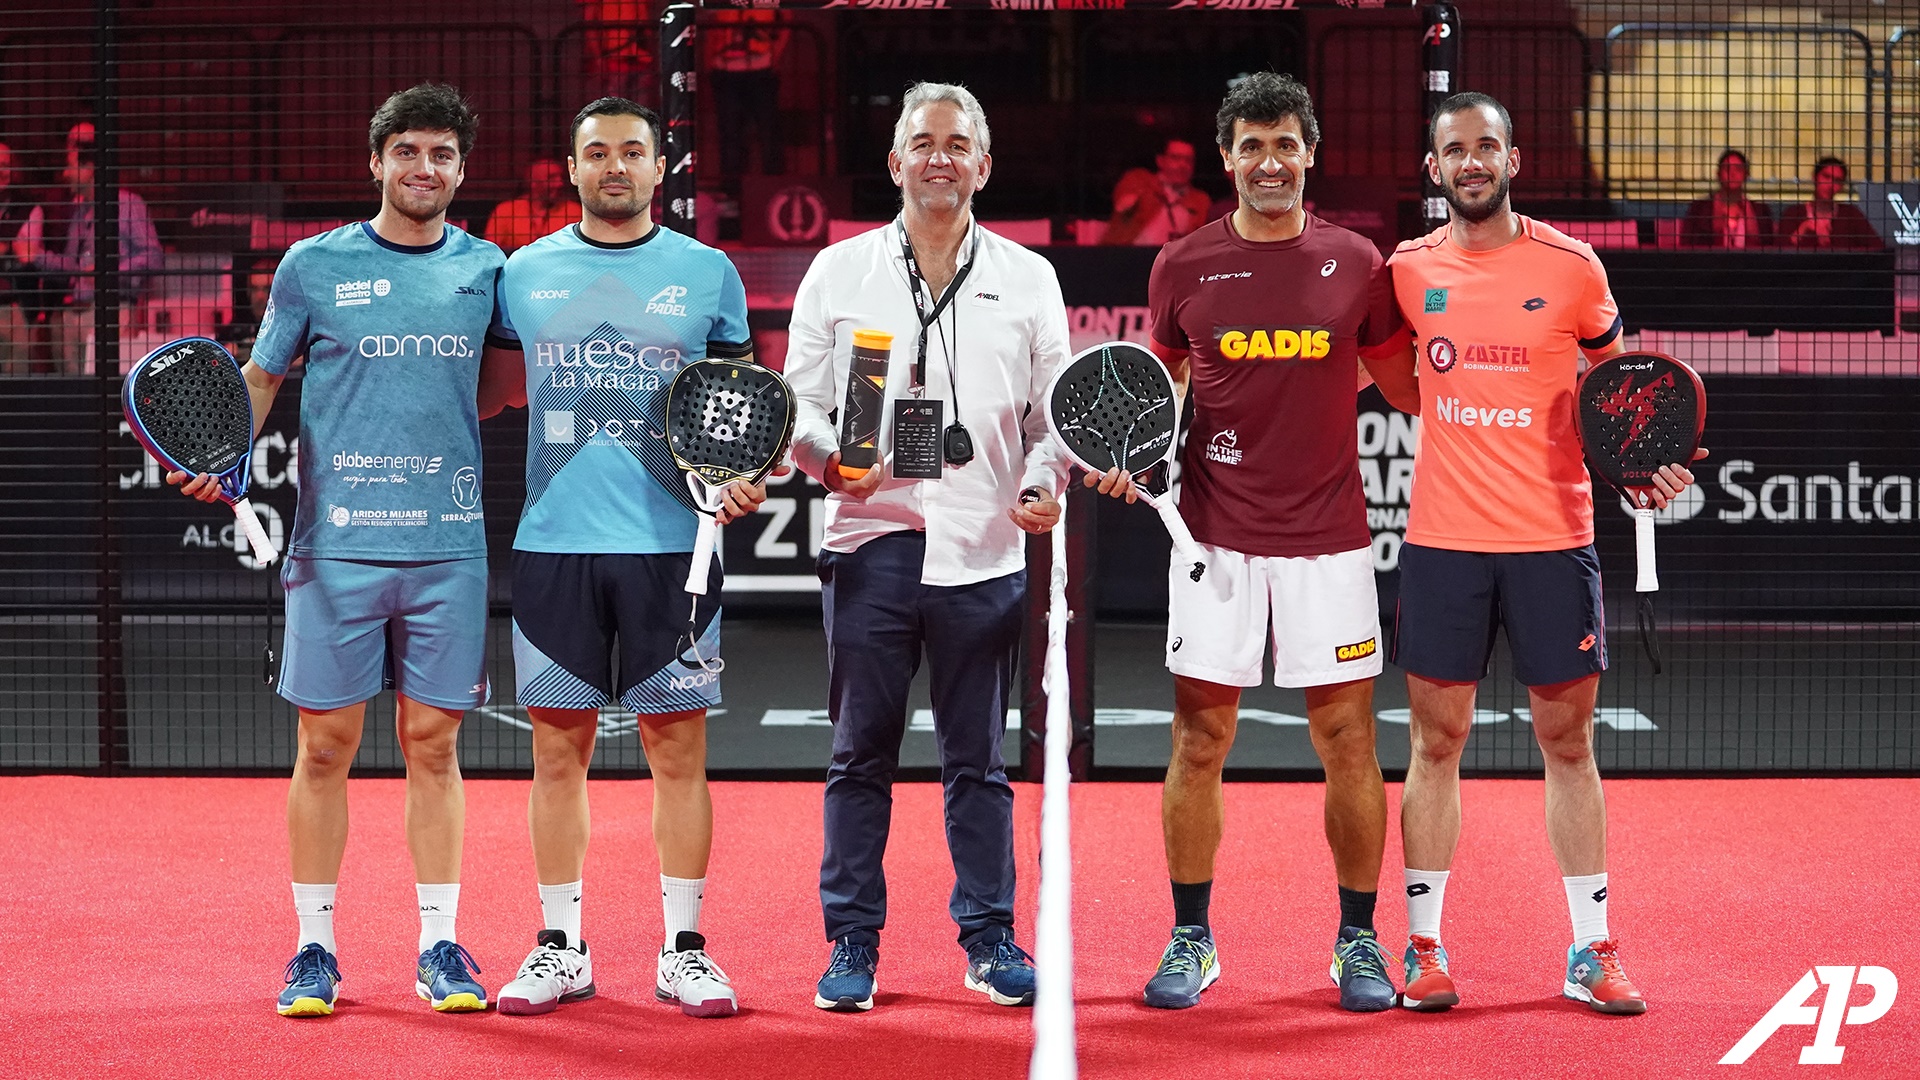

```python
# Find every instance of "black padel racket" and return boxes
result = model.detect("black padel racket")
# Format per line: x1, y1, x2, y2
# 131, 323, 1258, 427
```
665, 357, 796, 596
1576, 351, 1706, 674
122, 336, 277, 565
1046, 341, 1205, 582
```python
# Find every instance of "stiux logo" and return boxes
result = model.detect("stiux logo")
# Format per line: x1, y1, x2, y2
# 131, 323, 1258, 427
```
1597, 371, 1675, 454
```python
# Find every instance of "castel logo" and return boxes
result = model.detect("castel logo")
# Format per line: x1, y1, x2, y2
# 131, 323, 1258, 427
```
1457, 343, 1531, 373
646, 285, 691, 317
1216, 327, 1332, 361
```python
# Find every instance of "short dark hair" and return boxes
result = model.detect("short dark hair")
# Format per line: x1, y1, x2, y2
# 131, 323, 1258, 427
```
569, 97, 663, 157
1813, 155, 1847, 178
1427, 91, 1514, 153
368, 84, 478, 158
1215, 72, 1320, 151
1718, 148, 1748, 168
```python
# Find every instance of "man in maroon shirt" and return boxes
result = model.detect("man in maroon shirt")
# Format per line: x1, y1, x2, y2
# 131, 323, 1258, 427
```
1090, 72, 1417, 1012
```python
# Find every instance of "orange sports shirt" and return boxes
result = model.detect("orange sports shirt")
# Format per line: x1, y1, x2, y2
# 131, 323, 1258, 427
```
1388, 217, 1623, 552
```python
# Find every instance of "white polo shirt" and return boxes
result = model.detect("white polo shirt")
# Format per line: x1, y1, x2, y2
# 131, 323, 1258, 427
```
785, 217, 1072, 587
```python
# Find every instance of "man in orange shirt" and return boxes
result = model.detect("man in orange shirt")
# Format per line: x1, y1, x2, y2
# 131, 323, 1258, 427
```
485, 160, 575, 254
1380, 92, 1700, 1017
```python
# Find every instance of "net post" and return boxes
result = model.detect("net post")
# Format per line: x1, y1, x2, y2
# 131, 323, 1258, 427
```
1064, 483, 1094, 780
1420, 2, 1462, 233
95, 0, 128, 775
661, 2, 699, 236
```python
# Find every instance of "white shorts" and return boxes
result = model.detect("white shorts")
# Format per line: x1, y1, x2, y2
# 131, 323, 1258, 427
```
1166, 544, 1383, 688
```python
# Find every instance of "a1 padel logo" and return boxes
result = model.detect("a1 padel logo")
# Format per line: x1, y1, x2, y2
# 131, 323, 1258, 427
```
1334, 637, 1377, 662
1721, 966, 1899, 1065
1216, 328, 1332, 361
646, 285, 691, 317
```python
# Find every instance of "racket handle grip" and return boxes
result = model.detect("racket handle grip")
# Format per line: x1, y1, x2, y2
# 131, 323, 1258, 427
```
1633, 507, 1658, 593
233, 498, 277, 565
836, 463, 872, 480
1151, 495, 1206, 583
685, 513, 719, 595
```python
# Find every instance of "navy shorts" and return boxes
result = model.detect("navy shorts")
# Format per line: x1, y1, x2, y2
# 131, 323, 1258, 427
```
511, 551, 723, 715
1392, 542, 1607, 687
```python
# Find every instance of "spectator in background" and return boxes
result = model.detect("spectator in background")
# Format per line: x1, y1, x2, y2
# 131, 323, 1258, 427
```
0, 141, 32, 373
223, 256, 279, 365
708, 8, 787, 177
578, 0, 654, 105
1780, 156, 1881, 251
16, 138, 163, 374
1104, 139, 1212, 247
1683, 148, 1773, 249
485, 160, 574, 254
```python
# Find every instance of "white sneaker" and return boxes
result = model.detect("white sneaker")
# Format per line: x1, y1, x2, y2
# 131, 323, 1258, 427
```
498, 930, 595, 1016
657, 931, 739, 1018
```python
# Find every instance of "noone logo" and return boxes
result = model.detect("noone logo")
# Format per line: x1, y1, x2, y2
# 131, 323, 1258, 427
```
669, 670, 718, 691
1721, 966, 1898, 1065
530, 288, 571, 300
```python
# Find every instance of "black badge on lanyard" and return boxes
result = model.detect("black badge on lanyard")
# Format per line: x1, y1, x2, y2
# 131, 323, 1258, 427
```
902, 224, 978, 467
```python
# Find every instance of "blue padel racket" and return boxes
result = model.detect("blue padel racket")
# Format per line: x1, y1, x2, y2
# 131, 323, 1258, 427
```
665, 355, 795, 597
122, 337, 277, 565
1576, 350, 1706, 674
1046, 341, 1205, 583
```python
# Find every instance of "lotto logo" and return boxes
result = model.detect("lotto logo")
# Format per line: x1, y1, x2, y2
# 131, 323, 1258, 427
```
1216, 327, 1331, 361
1721, 967, 1899, 1065
1334, 637, 1377, 662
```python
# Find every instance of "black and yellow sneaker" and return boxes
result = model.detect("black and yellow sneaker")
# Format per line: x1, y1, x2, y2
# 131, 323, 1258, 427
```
1143, 925, 1219, 1009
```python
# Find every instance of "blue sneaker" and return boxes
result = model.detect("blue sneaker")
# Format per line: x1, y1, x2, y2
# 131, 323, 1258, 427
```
416, 940, 487, 1012
814, 937, 878, 1012
1329, 927, 1396, 1012
1142, 925, 1219, 1009
965, 937, 1036, 1007
1563, 939, 1647, 1015
277, 943, 342, 1017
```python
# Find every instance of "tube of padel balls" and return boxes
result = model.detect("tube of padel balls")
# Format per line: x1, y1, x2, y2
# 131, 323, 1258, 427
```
837, 329, 891, 479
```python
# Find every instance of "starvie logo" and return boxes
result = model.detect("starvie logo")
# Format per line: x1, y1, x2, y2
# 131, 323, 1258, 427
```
1721, 966, 1898, 1065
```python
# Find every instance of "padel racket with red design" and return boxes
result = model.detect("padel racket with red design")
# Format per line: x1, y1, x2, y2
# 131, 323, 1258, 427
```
1575, 351, 1706, 673
1047, 341, 1205, 583
122, 336, 277, 565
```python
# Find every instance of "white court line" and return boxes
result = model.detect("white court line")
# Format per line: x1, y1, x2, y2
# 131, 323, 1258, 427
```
760, 706, 1657, 732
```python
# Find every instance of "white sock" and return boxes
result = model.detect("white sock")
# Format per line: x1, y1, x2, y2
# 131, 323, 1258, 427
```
540, 880, 584, 946
416, 883, 460, 952
661, 874, 705, 948
292, 882, 337, 954
1563, 872, 1610, 948
1404, 868, 1450, 941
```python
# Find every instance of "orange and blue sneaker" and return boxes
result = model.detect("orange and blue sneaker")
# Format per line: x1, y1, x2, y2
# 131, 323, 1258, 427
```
1400, 934, 1459, 1012
416, 940, 488, 1012
1329, 927, 1396, 1012
278, 942, 342, 1017
1563, 939, 1647, 1015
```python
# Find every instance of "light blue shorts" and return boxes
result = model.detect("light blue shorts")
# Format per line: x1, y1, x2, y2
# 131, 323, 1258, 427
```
278, 557, 491, 712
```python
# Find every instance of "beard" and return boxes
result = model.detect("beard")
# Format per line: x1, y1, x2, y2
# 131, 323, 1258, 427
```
1235, 170, 1302, 217
582, 184, 647, 222
385, 177, 455, 224
1442, 170, 1509, 223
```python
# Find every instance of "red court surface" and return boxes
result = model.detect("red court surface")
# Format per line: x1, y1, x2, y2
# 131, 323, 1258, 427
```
2, 776, 1914, 1079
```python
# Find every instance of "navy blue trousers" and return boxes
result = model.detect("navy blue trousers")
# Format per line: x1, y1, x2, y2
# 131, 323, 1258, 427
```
818, 531, 1025, 951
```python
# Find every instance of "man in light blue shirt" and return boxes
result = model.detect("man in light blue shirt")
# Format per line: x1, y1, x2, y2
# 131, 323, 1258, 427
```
486, 97, 768, 1020
172, 84, 517, 1018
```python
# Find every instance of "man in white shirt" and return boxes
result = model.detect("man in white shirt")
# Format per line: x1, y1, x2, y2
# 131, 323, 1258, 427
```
783, 81, 1070, 1013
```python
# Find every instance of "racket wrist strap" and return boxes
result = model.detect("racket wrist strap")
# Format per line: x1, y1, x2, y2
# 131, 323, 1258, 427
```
685, 514, 719, 596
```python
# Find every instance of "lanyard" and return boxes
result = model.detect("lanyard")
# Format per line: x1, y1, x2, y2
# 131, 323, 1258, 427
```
901, 222, 978, 401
